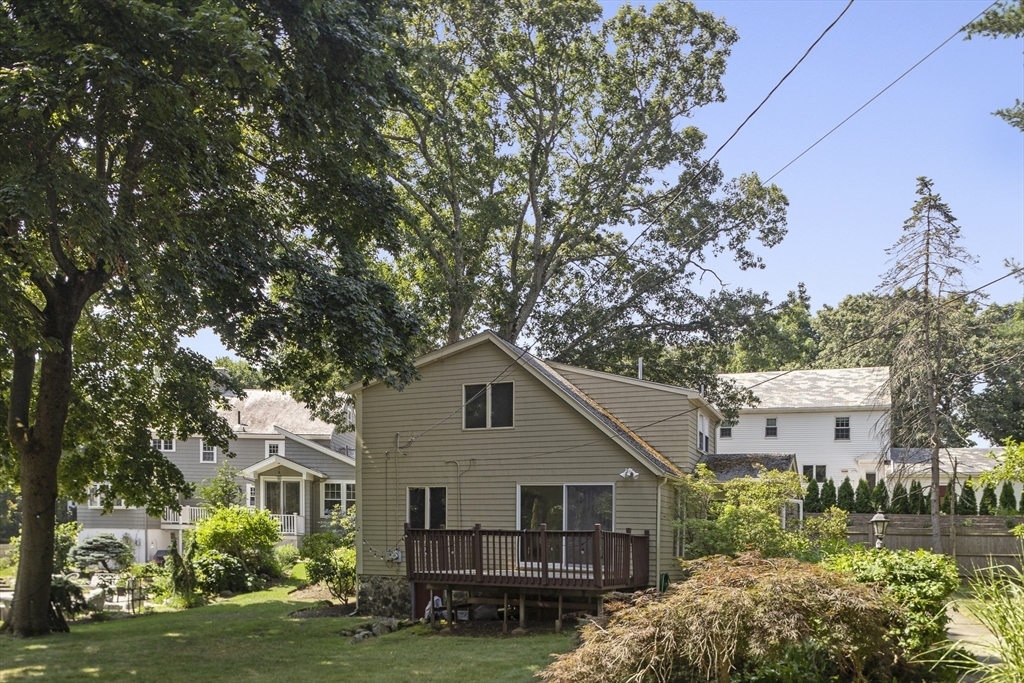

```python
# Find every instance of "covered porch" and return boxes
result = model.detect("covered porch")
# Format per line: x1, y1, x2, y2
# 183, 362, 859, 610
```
160, 505, 306, 535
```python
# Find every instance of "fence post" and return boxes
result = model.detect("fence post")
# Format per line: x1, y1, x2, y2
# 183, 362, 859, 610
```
540, 524, 549, 586
404, 522, 413, 580
474, 523, 483, 582
593, 524, 603, 589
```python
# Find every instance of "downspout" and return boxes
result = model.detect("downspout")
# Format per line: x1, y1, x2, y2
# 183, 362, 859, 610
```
657, 476, 668, 590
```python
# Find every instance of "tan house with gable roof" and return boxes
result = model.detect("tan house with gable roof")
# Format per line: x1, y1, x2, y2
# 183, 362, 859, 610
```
348, 331, 724, 620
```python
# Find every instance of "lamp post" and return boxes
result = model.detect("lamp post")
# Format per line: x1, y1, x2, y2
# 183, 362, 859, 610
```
870, 508, 890, 550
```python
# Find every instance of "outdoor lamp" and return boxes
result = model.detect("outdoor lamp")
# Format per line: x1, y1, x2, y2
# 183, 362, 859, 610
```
870, 508, 890, 550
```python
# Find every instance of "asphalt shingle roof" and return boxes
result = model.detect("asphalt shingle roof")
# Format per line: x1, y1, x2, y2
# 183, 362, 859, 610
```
719, 367, 890, 410
699, 453, 797, 482
891, 447, 1006, 475
216, 389, 335, 436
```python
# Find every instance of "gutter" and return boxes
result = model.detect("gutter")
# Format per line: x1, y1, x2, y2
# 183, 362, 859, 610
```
656, 476, 668, 590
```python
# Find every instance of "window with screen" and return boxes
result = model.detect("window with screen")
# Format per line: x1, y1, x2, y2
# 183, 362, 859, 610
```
815, 465, 826, 483
803, 465, 814, 481
201, 441, 216, 463
463, 382, 514, 429
835, 416, 850, 440
408, 487, 446, 529
720, 421, 735, 439
765, 418, 777, 437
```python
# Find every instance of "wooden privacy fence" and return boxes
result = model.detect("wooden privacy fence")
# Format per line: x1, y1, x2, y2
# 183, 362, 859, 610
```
831, 513, 1023, 574
405, 523, 650, 591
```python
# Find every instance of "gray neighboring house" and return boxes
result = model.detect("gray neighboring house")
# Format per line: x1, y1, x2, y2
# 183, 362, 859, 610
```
77, 390, 355, 563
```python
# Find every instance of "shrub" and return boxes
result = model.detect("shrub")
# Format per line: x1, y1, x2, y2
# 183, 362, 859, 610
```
998, 481, 1017, 514
956, 479, 978, 516
820, 478, 837, 510
194, 550, 247, 594
978, 483, 998, 516
50, 575, 87, 620
274, 543, 300, 569
197, 463, 244, 509
872, 481, 889, 513
795, 506, 852, 562
890, 482, 911, 514
836, 477, 855, 512
301, 533, 356, 601
53, 521, 82, 572
804, 479, 821, 513
854, 478, 873, 513
825, 548, 960, 653
539, 553, 902, 683
193, 506, 280, 573
909, 480, 926, 514
69, 533, 134, 571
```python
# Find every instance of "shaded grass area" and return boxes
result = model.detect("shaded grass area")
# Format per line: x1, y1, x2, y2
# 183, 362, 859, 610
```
1, 580, 574, 682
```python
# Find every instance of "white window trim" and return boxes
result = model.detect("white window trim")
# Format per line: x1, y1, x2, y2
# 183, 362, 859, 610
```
86, 483, 129, 510
246, 484, 257, 508
199, 440, 218, 464
834, 416, 851, 441
719, 420, 735, 439
461, 381, 515, 430
151, 437, 176, 452
321, 479, 356, 517
515, 483, 616, 532
265, 440, 285, 459
765, 417, 778, 438
406, 486, 448, 529
261, 477, 304, 517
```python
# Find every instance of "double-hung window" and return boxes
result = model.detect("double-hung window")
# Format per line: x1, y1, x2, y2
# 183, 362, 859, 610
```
152, 438, 175, 452
200, 441, 217, 463
803, 465, 826, 483
765, 418, 778, 438
246, 484, 257, 508
834, 417, 851, 440
719, 421, 735, 439
408, 487, 447, 529
697, 414, 710, 453
323, 481, 356, 516
463, 382, 514, 429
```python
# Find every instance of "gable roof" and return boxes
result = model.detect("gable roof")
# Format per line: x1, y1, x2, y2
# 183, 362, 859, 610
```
719, 367, 890, 411
891, 447, 1006, 476
217, 389, 335, 437
275, 426, 355, 466
240, 454, 327, 480
699, 453, 798, 482
347, 331, 682, 477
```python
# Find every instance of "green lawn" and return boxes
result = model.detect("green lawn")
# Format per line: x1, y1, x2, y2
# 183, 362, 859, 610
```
1, 581, 574, 682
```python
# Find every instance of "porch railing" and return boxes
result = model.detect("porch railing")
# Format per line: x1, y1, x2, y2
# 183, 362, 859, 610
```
405, 523, 649, 591
272, 513, 304, 535
161, 506, 213, 526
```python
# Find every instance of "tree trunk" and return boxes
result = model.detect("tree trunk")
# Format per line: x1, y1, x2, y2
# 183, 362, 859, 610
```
446, 302, 468, 345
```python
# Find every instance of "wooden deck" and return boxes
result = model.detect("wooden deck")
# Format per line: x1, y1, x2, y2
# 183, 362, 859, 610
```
404, 523, 649, 591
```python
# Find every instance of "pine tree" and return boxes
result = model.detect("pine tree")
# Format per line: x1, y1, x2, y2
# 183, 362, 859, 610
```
820, 478, 837, 510
978, 483, 998, 516
804, 479, 822, 513
872, 481, 890, 512
890, 482, 910, 514
998, 481, 1017, 514
909, 481, 926, 514
854, 479, 874, 513
956, 479, 978, 516
837, 477, 856, 512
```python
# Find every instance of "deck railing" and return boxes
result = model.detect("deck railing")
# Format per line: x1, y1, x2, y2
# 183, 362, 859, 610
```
405, 523, 649, 591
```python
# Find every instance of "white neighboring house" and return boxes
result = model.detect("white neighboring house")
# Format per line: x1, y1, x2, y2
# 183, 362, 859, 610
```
717, 367, 891, 489
76, 390, 356, 563
890, 446, 1019, 503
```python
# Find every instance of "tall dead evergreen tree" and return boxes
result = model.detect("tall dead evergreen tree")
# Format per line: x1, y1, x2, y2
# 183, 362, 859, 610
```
878, 177, 978, 554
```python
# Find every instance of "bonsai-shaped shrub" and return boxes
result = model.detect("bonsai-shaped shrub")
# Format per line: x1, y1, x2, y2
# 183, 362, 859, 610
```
193, 506, 280, 574
998, 481, 1017, 514
872, 480, 890, 512
820, 478, 837, 509
69, 533, 134, 571
978, 483, 998, 516
826, 548, 960, 654
804, 478, 822, 513
854, 478, 873, 513
836, 477, 855, 512
539, 553, 902, 683
890, 482, 911, 514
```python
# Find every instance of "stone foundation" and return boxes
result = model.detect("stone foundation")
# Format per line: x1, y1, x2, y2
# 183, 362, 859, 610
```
357, 575, 411, 618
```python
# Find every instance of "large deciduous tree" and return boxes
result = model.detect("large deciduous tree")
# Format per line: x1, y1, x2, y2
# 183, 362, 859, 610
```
388, 0, 788, 385
0, 0, 418, 636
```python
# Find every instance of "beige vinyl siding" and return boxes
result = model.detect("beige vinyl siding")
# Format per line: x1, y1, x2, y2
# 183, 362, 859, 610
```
553, 368, 701, 472
357, 341, 664, 584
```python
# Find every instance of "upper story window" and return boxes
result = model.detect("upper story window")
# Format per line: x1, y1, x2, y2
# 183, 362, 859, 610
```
697, 414, 710, 453
834, 416, 851, 440
200, 441, 217, 463
719, 420, 735, 439
463, 382, 514, 429
265, 441, 284, 459
87, 484, 127, 509
152, 438, 175, 452
765, 418, 777, 438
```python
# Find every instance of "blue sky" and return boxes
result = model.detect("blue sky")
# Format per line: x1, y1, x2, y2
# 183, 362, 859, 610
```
183, 0, 1023, 361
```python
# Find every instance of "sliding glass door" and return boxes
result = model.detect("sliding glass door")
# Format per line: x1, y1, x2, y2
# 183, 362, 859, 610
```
518, 484, 613, 566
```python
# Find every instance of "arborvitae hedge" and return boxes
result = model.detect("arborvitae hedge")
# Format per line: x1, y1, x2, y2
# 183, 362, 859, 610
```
872, 481, 890, 513
854, 478, 874, 513
909, 481, 925, 515
804, 479, 822, 513
890, 482, 910, 514
978, 483, 998, 516
998, 481, 1017, 514
955, 479, 977, 516
837, 477, 856, 512
820, 478, 837, 510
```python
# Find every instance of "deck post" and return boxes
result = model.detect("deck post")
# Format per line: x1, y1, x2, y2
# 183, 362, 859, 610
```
404, 523, 413, 580
593, 524, 603, 589
430, 590, 437, 629
503, 592, 509, 634
540, 524, 549, 586
519, 593, 526, 629
445, 588, 453, 627
556, 594, 563, 633
473, 524, 483, 582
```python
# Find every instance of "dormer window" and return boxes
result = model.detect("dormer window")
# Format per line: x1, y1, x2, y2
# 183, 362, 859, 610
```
464, 382, 514, 429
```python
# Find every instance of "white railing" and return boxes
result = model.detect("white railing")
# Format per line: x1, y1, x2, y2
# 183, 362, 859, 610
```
161, 506, 213, 526
271, 514, 304, 535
